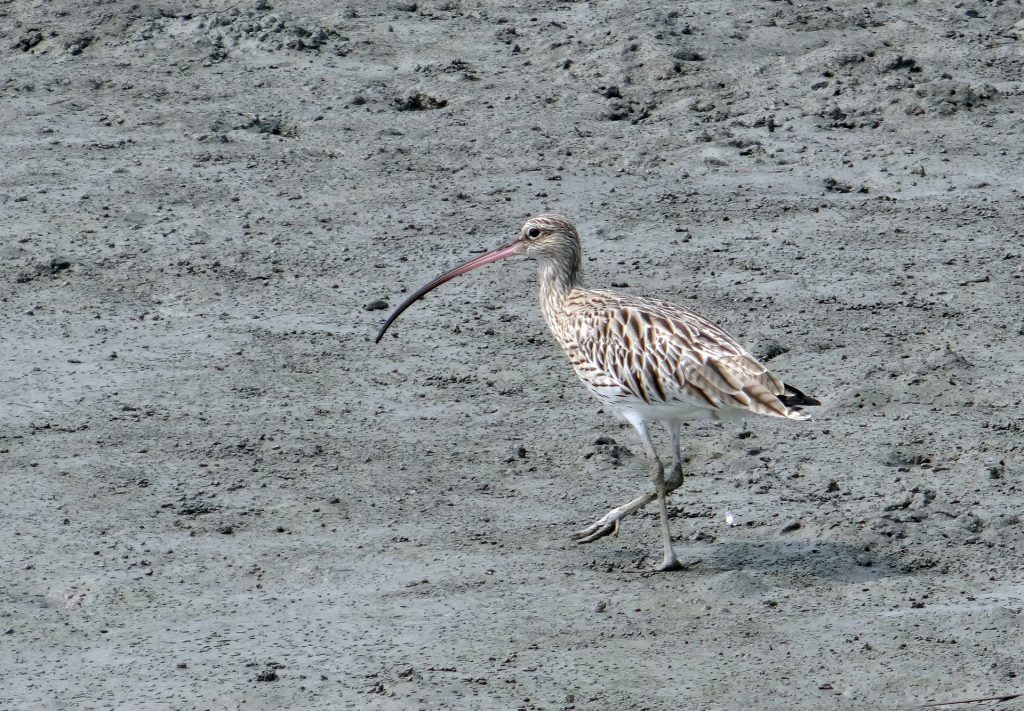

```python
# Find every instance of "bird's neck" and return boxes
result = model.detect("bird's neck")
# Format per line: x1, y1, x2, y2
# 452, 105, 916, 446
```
538, 257, 581, 325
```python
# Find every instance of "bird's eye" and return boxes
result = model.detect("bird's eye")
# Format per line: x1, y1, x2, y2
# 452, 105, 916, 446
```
527, 227, 541, 238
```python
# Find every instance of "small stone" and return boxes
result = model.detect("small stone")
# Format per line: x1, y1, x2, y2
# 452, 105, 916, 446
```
673, 48, 705, 61
780, 520, 801, 534
363, 299, 388, 311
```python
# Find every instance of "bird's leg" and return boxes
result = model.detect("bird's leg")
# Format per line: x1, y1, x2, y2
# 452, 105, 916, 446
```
573, 421, 686, 546
652, 459, 682, 572
654, 421, 686, 572
667, 420, 685, 489
576, 415, 683, 572
651, 434, 684, 573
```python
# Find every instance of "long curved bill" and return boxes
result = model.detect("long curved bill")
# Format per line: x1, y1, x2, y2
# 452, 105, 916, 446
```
374, 240, 524, 343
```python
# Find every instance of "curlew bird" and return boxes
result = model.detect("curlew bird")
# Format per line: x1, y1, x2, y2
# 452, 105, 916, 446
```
375, 214, 819, 571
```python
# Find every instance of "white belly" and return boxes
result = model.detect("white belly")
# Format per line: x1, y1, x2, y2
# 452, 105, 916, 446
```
584, 382, 744, 424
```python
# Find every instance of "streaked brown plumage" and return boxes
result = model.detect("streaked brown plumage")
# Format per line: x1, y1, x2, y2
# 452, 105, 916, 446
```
376, 213, 819, 571
550, 288, 814, 421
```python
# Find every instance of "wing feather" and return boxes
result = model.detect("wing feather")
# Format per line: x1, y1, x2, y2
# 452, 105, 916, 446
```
554, 289, 810, 420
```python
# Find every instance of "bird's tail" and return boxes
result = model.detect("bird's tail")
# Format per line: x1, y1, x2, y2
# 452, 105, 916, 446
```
779, 382, 821, 410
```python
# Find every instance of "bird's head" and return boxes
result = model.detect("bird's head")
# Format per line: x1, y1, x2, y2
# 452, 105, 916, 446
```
514, 214, 581, 262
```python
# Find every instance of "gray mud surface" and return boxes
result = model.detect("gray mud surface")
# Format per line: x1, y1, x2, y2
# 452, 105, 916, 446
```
3, 1, 1024, 708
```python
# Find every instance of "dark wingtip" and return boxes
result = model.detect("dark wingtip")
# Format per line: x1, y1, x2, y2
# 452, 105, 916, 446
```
779, 383, 821, 408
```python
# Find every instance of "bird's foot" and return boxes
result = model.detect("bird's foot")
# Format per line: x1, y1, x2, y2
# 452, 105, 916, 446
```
655, 554, 684, 573
572, 509, 624, 544
666, 463, 685, 489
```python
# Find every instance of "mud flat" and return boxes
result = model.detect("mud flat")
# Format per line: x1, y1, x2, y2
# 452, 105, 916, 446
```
2, 1, 1023, 708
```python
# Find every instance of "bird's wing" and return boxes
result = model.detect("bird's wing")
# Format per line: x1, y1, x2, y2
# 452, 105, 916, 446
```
560, 290, 802, 419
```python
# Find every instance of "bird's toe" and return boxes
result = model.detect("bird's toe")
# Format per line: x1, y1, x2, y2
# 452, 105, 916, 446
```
654, 555, 684, 573
572, 514, 620, 544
